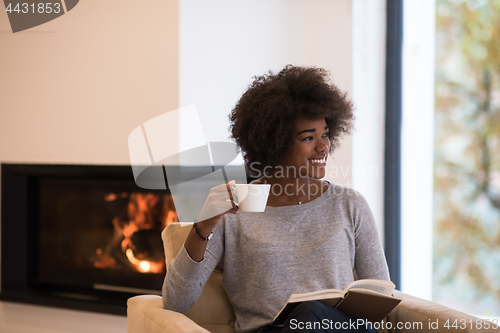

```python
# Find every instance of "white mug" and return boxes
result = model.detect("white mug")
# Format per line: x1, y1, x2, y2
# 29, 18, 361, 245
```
231, 184, 270, 212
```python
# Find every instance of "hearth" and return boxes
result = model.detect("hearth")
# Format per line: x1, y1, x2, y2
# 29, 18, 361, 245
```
0, 164, 183, 315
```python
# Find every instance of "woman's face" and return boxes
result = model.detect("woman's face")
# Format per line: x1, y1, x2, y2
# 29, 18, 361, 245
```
279, 118, 330, 179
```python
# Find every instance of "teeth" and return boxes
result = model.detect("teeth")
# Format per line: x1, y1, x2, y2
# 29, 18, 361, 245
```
310, 159, 325, 164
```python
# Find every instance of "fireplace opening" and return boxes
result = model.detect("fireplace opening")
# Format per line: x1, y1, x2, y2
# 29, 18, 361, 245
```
36, 178, 177, 292
0, 164, 177, 315
1, 163, 253, 315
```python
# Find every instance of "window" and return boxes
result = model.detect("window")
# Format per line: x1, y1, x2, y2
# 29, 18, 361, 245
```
401, 0, 500, 319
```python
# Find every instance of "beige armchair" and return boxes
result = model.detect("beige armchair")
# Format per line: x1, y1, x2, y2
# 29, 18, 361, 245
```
127, 223, 496, 333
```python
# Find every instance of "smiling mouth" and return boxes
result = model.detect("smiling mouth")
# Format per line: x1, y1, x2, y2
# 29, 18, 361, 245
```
309, 158, 326, 165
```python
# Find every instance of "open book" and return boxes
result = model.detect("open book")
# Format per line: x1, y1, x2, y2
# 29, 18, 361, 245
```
272, 279, 401, 326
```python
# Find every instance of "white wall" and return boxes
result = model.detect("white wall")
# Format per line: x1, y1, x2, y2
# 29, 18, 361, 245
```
401, 0, 436, 300
0, 1, 179, 166
179, 0, 354, 187
352, 0, 386, 242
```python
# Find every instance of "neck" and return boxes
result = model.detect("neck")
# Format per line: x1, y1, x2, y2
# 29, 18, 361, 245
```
262, 175, 311, 203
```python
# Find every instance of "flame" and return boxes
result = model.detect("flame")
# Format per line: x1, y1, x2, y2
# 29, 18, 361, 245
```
125, 248, 163, 273
95, 192, 178, 274
126, 249, 151, 273
165, 209, 177, 227
104, 193, 118, 201
139, 261, 151, 272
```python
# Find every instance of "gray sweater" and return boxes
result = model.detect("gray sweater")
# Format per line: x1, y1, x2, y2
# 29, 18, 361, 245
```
163, 183, 390, 333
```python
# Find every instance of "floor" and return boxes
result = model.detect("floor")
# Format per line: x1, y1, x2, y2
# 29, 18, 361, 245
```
0, 300, 127, 333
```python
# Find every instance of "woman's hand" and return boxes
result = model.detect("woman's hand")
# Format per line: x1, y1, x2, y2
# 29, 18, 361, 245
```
185, 181, 238, 262
196, 180, 238, 228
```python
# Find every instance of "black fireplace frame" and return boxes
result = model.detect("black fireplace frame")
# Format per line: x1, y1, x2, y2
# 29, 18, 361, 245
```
0, 163, 154, 315
0, 163, 254, 315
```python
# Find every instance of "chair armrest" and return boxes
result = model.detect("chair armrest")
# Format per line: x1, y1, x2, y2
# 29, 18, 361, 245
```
387, 291, 498, 333
127, 295, 209, 333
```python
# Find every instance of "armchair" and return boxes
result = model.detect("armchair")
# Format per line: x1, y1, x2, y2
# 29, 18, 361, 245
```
127, 223, 493, 333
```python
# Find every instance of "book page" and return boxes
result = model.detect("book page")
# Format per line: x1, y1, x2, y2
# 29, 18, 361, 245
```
289, 289, 343, 303
344, 279, 395, 296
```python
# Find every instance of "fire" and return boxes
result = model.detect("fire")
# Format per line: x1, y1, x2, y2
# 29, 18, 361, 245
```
124, 248, 163, 273
139, 261, 151, 272
94, 192, 178, 273
165, 209, 177, 227
126, 249, 151, 273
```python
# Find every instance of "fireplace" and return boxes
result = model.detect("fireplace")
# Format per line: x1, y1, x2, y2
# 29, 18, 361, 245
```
1, 163, 253, 315
0, 164, 203, 315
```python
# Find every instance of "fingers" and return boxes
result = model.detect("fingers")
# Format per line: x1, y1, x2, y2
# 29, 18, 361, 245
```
226, 181, 237, 210
219, 206, 238, 217
196, 181, 238, 222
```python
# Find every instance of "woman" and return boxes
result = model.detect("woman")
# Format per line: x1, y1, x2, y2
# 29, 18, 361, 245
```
163, 65, 390, 333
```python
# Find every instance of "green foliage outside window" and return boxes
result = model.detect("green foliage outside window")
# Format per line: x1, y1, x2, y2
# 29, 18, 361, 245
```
434, 0, 500, 316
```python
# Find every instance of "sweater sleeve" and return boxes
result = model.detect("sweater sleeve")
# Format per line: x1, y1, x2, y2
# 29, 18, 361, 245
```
351, 192, 391, 281
162, 220, 224, 313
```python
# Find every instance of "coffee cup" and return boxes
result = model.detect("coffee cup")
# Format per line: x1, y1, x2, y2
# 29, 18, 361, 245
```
231, 184, 270, 212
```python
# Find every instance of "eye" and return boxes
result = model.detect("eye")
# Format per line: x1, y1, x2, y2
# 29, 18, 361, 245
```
322, 132, 330, 138
302, 136, 313, 141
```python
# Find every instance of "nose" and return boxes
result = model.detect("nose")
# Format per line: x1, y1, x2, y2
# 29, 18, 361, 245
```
316, 140, 329, 153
